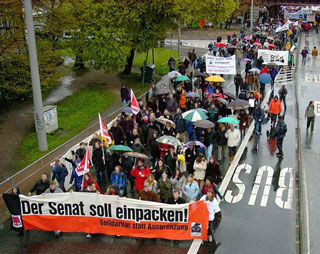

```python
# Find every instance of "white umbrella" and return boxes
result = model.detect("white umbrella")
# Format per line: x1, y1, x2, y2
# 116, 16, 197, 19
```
168, 71, 181, 79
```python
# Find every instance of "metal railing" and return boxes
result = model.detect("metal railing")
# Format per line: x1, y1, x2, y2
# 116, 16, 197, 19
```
0, 91, 149, 207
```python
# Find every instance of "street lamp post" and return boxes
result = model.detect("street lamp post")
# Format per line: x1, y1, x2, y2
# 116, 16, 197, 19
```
251, 0, 254, 30
24, 0, 48, 151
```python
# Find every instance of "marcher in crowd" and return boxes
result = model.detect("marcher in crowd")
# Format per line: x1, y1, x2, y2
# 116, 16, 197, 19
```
305, 101, 315, 134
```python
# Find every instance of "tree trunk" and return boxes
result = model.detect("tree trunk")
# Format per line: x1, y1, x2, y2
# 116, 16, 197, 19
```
123, 49, 135, 74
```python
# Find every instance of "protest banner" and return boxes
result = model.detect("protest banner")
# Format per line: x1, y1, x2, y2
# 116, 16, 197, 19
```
206, 55, 236, 75
18, 193, 209, 240
258, 50, 289, 66
284, 10, 304, 20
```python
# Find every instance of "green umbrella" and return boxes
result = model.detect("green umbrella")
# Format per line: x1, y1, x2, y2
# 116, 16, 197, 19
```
218, 117, 239, 125
156, 135, 182, 147
182, 109, 208, 122
175, 75, 190, 82
109, 145, 133, 152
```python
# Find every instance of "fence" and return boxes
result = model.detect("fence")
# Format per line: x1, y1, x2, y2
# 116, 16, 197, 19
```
0, 91, 149, 209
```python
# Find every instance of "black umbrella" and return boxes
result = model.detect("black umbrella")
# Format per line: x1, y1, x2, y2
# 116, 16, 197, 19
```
227, 99, 250, 110
194, 120, 215, 129
224, 92, 237, 100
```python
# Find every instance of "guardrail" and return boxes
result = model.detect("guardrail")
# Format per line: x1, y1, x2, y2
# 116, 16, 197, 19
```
0, 91, 149, 207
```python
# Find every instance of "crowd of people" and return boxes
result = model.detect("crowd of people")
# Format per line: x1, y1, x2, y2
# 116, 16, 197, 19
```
10, 15, 310, 249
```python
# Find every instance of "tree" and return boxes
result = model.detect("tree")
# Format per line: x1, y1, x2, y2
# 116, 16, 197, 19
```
0, 0, 61, 103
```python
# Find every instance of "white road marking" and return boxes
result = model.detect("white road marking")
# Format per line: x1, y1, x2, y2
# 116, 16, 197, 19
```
224, 164, 252, 203
248, 166, 274, 206
275, 167, 294, 209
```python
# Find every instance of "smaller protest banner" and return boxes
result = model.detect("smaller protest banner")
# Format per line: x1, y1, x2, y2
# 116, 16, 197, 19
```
258, 50, 289, 66
206, 55, 236, 75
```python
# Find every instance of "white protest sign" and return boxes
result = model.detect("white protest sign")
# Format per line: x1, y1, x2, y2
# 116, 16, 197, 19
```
314, 101, 320, 116
258, 50, 289, 66
206, 55, 236, 75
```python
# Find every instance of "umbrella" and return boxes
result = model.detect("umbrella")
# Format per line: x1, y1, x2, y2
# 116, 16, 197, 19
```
123, 152, 150, 159
267, 37, 274, 41
109, 145, 133, 152
249, 68, 261, 73
206, 93, 220, 99
228, 45, 237, 49
182, 109, 208, 122
224, 92, 237, 100
243, 58, 251, 62
227, 99, 250, 110
168, 71, 181, 79
185, 141, 205, 148
194, 72, 207, 77
196, 108, 208, 113
268, 44, 276, 48
217, 97, 229, 105
156, 135, 182, 147
175, 75, 190, 82
194, 120, 214, 129
218, 117, 239, 125
186, 92, 200, 98
254, 42, 262, 47
155, 88, 170, 95
259, 73, 272, 84
226, 32, 232, 36
205, 75, 225, 82
244, 36, 251, 40
156, 116, 175, 127
122, 107, 133, 114
215, 42, 227, 48
237, 41, 246, 47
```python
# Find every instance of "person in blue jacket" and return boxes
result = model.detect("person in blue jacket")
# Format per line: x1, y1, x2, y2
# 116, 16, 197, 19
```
51, 159, 68, 192
252, 103, 264, 135
110, 165, 127, 196
66, 154, 83, 192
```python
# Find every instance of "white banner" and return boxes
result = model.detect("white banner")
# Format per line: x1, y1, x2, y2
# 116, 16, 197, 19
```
307, 14, 315, 22
206, 55, 236, 75
314, 101, 320, 116
258, 50, 289, 66
284, 10, 304, 20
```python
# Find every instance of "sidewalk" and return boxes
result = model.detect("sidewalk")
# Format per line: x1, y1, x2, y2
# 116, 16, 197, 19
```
296, 31, 320, 254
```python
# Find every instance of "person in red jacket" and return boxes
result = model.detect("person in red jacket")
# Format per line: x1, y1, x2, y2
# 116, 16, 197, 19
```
131, 159, 150, 192
260, 65, 269, 74
268, 95, 282, 126
82, 172, 102, 193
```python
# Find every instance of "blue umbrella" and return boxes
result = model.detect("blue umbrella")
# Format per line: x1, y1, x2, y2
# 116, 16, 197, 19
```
175, 75, 190, 82
186, 92, 200, 98
259, 73, 272, 84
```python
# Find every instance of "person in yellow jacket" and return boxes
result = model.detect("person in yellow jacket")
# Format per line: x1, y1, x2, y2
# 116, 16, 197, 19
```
312, 46, 318, 65
285, 41, 291, 51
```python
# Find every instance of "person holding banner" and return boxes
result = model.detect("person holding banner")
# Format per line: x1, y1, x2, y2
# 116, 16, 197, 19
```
131, 158, 150, 194
200, 188, 222, 243
92, 141, 107, 186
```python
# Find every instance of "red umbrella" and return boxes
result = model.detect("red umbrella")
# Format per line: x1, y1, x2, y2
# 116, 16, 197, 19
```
206, 93, 220, 99
215, 42, 227, 48
254, 42, 262, 47
226, 32, 232, 36
268, 44, 276, 49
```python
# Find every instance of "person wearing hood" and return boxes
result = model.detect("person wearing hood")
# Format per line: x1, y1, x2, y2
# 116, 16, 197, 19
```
28, 173, 50, 195
82, 173, 102, 193
110, 166, 127, 196
274, 115, 287, 157
252, 103, 264, 134
157, 171, 172, 203
10, 186, 24, 236
65, 154, 82, 192
269, 95, 282, 126
51, 159, 68, 192
131, 159, 150, 193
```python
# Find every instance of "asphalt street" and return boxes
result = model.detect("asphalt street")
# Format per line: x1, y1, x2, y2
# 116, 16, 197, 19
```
297, 31, 320, 254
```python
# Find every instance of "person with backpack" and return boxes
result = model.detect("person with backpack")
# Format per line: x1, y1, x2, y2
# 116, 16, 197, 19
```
301, 47, 308, 65
274, 115, 287, 157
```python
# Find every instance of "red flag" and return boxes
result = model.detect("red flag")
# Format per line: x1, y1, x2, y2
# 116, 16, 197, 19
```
75, 148, 90, 176
130, 89, 140, 115
99, 113, 111, 144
